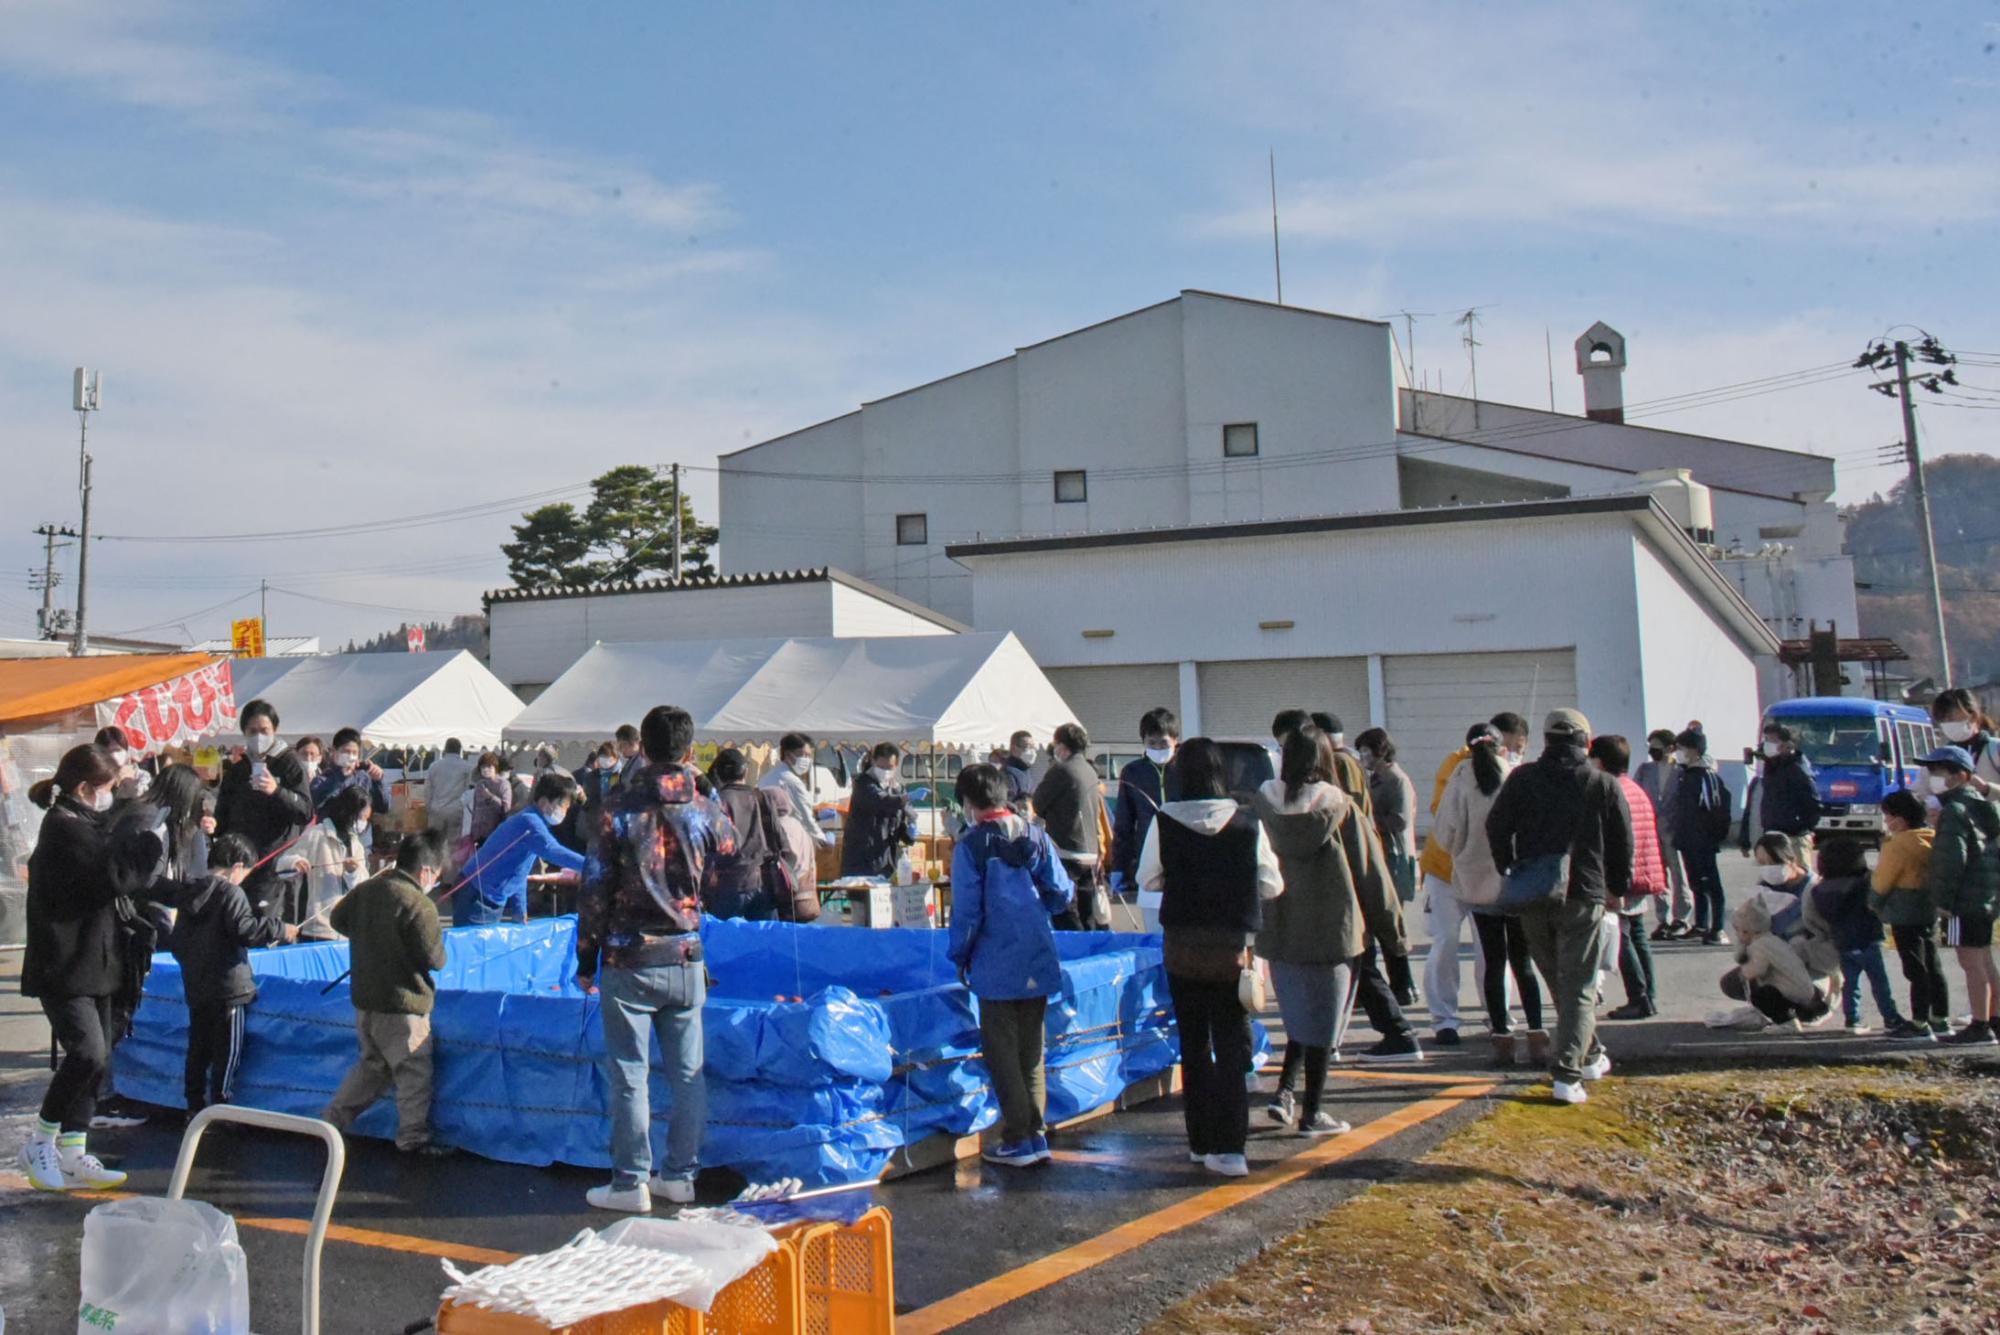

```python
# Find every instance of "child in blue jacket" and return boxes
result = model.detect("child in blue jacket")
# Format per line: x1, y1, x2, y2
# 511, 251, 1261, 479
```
947, 763, 1073, 1168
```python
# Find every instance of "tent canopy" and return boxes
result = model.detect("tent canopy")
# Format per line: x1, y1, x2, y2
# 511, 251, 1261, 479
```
0, 653, 222, 729
505, 633, 1078, 752
227, 650, 525, 749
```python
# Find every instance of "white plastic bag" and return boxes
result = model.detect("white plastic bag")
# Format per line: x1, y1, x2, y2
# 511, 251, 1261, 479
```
79, 1197, 250, 1335
597, 1217, 778, 1312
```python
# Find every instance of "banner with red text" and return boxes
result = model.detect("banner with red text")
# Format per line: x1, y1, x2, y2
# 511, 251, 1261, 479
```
95, 659, 236, 758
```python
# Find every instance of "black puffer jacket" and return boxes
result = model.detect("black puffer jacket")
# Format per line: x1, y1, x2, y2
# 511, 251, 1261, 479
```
840, 771, 915, 878
214, 748, 314, 889
22, 799, 121, 1000
164, 873, 286, 1008
1485, 742, 1634, 905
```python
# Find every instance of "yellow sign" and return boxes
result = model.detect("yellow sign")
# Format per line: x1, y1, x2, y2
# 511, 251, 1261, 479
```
231, 616, 266, 658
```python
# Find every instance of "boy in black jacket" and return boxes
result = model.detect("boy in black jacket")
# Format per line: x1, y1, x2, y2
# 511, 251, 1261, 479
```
165, 834, 296, 1113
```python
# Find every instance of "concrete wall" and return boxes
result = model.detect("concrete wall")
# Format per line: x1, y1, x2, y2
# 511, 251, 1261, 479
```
1633, 535, 1763, 762
717, 413, 865, 578
826, 582, 964, 638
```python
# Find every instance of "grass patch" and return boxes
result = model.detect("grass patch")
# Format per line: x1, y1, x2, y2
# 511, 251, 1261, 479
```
1149, 1061, 2000, 1334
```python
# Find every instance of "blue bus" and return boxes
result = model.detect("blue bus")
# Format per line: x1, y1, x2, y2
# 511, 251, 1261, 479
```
1761, 697, 1938, 839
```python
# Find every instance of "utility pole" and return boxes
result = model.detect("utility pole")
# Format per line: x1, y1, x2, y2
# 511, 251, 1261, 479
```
1456, 309, 1484, 429
1894, 341, 1951, 687
31, 524, 77, 639
260, 578, 269, 644
70, 368, 102, 656
670, 462, 684, 582
1857, 334, 1958, 688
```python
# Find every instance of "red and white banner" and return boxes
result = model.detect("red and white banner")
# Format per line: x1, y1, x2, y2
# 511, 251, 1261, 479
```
95, 659, 237, 758
406, 625, 427, 653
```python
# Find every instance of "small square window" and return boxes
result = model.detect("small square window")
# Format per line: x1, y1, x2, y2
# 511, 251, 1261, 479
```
1223, 423, 1259, 457
896, 513, 928, 546
1054, 470, 1088, 503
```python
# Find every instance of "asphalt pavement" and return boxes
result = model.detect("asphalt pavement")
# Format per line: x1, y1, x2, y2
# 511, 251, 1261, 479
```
1, 854, 1980, 1334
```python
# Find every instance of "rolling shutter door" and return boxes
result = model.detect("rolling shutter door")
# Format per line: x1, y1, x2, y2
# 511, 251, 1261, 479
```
1195, 658, 1371, 742
1384, 649, 1578, 829
1043, 664, 1182, 747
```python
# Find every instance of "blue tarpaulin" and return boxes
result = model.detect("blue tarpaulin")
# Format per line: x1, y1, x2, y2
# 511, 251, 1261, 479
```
118, 917, 1183, 1186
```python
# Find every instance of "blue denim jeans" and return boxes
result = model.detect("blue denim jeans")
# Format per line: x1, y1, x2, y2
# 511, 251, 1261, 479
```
453, 885, 520, 927
1840, 944, 1904, 1026
599, 960, 707, 1190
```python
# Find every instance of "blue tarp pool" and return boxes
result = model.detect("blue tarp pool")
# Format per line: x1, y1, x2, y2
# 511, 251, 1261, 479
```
118, 917, 1182, 1186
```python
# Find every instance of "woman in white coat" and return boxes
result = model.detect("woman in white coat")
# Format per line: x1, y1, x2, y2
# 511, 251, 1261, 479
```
289, 787, 369, 942
1430, 724, 1546, 1065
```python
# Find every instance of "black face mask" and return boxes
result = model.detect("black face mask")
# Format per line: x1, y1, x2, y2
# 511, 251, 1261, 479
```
1649, 748, 1666, 761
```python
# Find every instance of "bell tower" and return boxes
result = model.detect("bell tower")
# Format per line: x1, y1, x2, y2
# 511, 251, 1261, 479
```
1575, 322, 1627, 423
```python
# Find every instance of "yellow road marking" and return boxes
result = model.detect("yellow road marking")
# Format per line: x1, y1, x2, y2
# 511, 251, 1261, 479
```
0, 1172, 520, 1266
1328, 1067, 1499, 1086
897, 1081, 1496, 1335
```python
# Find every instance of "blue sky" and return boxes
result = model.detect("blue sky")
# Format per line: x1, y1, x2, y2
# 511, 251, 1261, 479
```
1, 1, 1995, 645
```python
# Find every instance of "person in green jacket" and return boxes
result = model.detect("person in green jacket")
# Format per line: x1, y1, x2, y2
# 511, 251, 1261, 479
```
322, 831, 452, 1152
1920, 747, 2000, 1047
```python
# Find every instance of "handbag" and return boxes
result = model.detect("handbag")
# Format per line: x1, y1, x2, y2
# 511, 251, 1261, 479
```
1496, 852, 1570, 915
1237, 955, 1266, 1012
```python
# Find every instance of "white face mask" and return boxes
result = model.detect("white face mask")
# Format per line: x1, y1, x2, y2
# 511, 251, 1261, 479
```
1928, 774, 1952, 796
245, 732, 276, 757
1145, 745, 1174, 765
1678, 749, 1700, 766
89, 787, 114, 813
789, 754, 813, 778
1016, 748, 1039, 767
1941, 720, 1975, 743
109, 748, 130, 769
1757, 864, 1792, 886
1358, 748, 1378, 768
1762, 741, 1782, 758
874, 765, 899, 785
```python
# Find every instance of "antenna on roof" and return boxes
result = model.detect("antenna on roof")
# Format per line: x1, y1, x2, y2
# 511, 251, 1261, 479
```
1455, 306, 1494, 428
1268, 149, 1283, 306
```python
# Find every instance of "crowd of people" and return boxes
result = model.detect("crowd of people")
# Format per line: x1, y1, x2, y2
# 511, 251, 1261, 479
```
15, 685, 2000, 1204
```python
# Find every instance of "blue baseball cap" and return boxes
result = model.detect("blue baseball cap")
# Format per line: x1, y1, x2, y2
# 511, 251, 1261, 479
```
1919, 745, 1976, 772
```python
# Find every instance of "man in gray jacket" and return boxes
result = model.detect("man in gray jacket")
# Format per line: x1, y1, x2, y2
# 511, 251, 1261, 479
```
1633, 729, 1691, 939
1032, 723, 1110, 929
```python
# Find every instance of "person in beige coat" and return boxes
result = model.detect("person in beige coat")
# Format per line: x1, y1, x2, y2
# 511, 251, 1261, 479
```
1430, 724, 1545, 1064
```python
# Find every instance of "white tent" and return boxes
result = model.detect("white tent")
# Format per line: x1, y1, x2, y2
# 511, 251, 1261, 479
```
504, 633, 1078, 752
227, 650, 525, 749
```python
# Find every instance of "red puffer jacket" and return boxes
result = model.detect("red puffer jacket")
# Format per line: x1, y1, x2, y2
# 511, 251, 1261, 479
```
1617, 773, 1668, 899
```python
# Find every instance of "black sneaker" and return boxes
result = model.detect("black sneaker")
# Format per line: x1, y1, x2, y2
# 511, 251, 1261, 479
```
1359, 1034, 1426, 1063
1884, 1019, 1937, 1043
1433, 1028, 1461, 1048
1649, 923, 1673, 942
1604, 1002, 1657, 1021
1941, 1022, 2000, 1047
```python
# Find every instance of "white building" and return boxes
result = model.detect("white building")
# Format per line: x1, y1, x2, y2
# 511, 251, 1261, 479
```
483, 567, 963, 700
189, 635, 323, 658
947, 494, 1776, 804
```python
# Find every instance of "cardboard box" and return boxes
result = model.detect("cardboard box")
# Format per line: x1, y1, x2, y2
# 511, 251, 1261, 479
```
851, 883, 896, 929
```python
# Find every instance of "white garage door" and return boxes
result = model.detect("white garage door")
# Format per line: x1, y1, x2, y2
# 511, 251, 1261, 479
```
1384, 649, 1577, 828
1043, 664, 1182, 748
1196, 657, 1372, 743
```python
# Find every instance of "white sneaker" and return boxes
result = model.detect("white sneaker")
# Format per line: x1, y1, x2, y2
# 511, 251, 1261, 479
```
58, 1147, 127, 1189
19, 1137, 67, 1191
1580, 1053, 1612, 1081
1203, 1153, 1250, 1177
1551, 1081, 1588, 1106
586, 1182, 651, 1213
648, 1175, 696, 1204
1187, 1151, 1206, 1163
1264, 1088, 1297, 1127
1298, 1112, 1351, 1137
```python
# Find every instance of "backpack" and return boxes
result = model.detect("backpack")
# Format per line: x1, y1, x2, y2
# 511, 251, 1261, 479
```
1691, 770, 1731, 845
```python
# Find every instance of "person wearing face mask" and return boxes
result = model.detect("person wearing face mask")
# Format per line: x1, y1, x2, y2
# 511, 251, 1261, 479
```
1032, 722, 1112, 929
1113, 707, 1182, 919
455, 772, 585, 925
1919, 746, 2000, 1046
1929, 689, 2000, 789
93, 726, 151, 803
1634, 729, 1694, 941
19, 744, 137, 1190
1870, 789, 1949, 1040
577, 742, 622, 812
214, 698, 315, 923
293, 735, 326, 787
1354, 729, 1417, 905
840, 742, 918, 879
322, 831, 453, 1155
759, 732, 835, 859
1753, 725, 1822, 856
464, 753, 513, 847
312, 728, 391, 822
612, 723, 645, 791
290, 787, 372, 942
1669, 728, 1734, 945
1003, 730, 1042, 811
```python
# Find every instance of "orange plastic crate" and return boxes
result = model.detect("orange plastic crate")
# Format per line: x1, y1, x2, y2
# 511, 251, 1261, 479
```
435, 1209, 893, 1335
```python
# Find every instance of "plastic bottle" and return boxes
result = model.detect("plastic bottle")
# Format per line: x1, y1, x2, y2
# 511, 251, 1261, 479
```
893, 849, 913, 887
